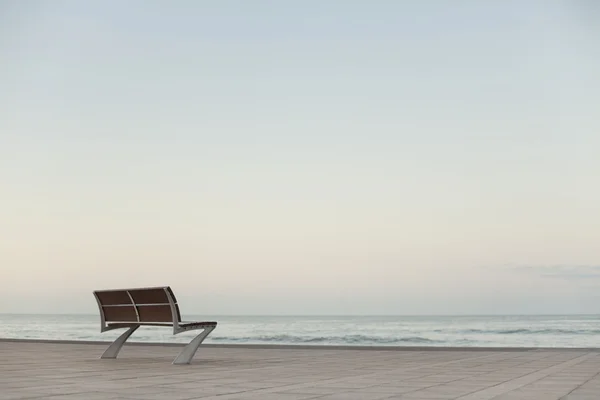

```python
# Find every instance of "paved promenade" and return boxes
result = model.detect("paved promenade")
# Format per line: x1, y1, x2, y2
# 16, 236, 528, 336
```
1, 340, 599, 399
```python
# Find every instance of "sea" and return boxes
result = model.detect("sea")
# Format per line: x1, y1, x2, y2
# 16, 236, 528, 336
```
2, 314, 600, 348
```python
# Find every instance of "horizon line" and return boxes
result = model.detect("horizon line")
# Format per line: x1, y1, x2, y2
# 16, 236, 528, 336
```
1, 312, 598, 317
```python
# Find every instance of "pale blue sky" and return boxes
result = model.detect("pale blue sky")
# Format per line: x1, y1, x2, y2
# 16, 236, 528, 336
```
1, 1, 599, 315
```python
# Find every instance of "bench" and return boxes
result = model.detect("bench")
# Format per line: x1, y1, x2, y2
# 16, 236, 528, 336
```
93, 286, 217, 365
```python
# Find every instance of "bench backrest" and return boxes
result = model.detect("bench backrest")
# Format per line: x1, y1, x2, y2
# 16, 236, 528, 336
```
93, 286, 182, 330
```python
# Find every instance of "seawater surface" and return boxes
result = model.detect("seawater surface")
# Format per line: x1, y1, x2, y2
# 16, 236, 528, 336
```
1, 314, 599, 348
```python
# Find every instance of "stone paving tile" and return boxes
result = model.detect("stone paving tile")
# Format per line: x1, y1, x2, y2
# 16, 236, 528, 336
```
277, 387, 341, 395
2, 340, 600, 400
564, 396, 599, 400
221, 394, 324, 400
310, 392, 395, 400
44, 394, 126, 400
0, 391, 46, 400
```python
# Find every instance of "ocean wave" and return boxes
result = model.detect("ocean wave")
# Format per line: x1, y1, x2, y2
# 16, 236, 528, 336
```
210, 334, 444, 345
445, 328, 600, 335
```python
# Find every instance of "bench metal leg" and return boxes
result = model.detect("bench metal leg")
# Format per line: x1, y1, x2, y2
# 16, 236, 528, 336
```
101, 325, 140, 359
172, 326, 215, 365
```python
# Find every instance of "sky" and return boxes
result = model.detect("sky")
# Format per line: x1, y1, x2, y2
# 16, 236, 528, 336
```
1, 0, 599, 315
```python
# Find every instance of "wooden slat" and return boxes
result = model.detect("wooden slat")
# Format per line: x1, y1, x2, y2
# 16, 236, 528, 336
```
137, 305, 173, 323
96, 291, 132, 306
102, 305, 137, 322
129, 288, 170, 305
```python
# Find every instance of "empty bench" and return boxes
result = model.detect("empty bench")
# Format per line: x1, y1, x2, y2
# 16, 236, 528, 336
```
93, 286, 217, 365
